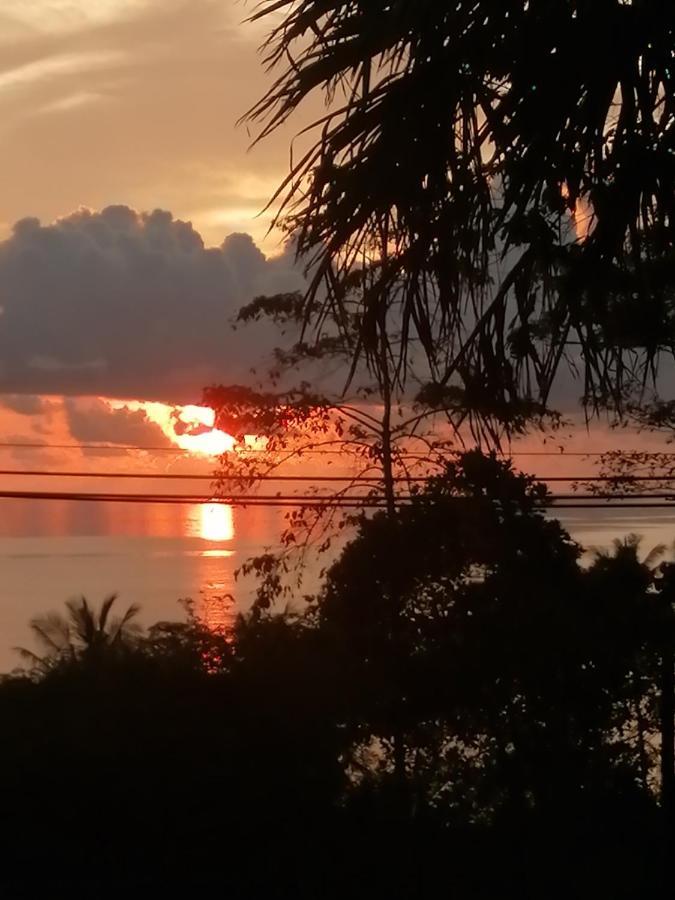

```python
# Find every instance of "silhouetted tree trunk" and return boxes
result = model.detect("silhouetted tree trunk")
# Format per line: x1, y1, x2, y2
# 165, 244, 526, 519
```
661, 632, 674, 824
379, 344, 396, 518
634, 692, 650, 791
656, 569, 675, 825
382, 362, 407, 791
377, 312, 408, 805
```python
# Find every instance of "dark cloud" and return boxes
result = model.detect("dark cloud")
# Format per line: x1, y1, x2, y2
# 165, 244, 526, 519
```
0, 206, 304, 402
2, 433, 65, 467
64, 398, 172, 448
3, 433, 47, 450
0, 393, 53, 416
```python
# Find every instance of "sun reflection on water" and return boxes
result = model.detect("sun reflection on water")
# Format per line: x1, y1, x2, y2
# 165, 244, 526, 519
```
199, 503, 234, 542
191, 504, 237, 638
198, 590, 235, 637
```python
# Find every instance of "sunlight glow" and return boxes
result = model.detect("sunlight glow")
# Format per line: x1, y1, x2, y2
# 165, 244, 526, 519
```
562, 182, 594, 242
108, 399, 236, 457
199, 503, 234, 543
172, 405, 236, 456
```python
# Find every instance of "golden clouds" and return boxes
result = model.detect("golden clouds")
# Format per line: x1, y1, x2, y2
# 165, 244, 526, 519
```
0, 1, 299, 251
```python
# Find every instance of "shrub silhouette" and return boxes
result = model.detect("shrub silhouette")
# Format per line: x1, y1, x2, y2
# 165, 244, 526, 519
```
0, 456, 671, 897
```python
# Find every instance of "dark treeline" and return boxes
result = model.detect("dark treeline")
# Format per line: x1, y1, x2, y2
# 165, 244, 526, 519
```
0, 453, 672, 898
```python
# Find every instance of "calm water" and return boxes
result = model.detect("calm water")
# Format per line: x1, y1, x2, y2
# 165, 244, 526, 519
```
1, 498, 675, 672
0, 499, 287, 672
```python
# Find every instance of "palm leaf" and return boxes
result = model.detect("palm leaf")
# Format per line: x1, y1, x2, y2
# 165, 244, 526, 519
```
28, 614, 71, 654
109, 603, 142, 645
97, 593, 119, 633
243, 0, 675, 433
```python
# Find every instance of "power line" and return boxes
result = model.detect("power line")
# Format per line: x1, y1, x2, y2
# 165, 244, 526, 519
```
0, 468, 388, 482
0, 440, 673, 459
540, 475, 675, 482
0, 489, 674, 510
549, 493, 675, 501
2, 469, 675, 484
0, 490, 390, 507
550, 504, 675, 510
0, 441, 190, 454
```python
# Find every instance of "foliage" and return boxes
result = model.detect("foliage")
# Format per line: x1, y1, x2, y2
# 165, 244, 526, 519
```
16, 594, 141, 674
143, 597, 234, 675
310, 452, 668, 817
0, 456, 671, 895
245, 0, 675, 423
206, 288, 465, 609
577, 398, 675, 495
206, 285, 563, 610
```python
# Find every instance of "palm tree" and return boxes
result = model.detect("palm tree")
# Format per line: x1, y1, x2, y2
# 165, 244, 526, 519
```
245, 1, 674, 429
589, 535, 668, 793
17, 594, 141, 673
594, 533, 667, 570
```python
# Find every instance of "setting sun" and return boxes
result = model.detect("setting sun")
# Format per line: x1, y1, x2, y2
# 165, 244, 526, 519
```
108, 399, 236, 456
172, 406, 236, 456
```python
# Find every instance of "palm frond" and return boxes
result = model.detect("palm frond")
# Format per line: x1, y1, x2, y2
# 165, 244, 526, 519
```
109, 603, 142, 644
244, 0, 675, 433
13, 647, 49, 669
28, 614, 71, 654
66, 597, 97, 645
98, 593, 119, 632
643, 544, 667, 570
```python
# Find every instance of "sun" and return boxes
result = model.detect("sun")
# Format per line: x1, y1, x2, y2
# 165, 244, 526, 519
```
106, 399, 236, 456
179, 428, 234, 456
172, 405, 236, 456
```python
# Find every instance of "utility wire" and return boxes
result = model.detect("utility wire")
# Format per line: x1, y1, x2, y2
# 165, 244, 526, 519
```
0, 469, 673, 483
0, 441, 671, 459
0, 442, 189, 453
0, 490, 391, 507
0, 489, 674, 510
0, 469, 382, 482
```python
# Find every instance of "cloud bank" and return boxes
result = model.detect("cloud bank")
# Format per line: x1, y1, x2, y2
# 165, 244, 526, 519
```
63, 397, 172, 447
0, 206, 304, 402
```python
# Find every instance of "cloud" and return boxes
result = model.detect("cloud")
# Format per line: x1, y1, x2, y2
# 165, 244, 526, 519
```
2, 433, 65, 466
1, 1, 150, 36
37, 91, 106, 115
0, 0, 309, 252
0, 394, 53, 416
0, 51, 126, 94
64, 397, 172, 447
0, 206, 304, 401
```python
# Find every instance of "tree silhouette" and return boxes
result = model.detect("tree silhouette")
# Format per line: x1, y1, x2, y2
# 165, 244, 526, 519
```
204, 286, 489, 610
0, 506, 670, 896
245, 0, 674, 425
654, 561, 675, 824
309, 453, 671, 827
17, 594, 141, 673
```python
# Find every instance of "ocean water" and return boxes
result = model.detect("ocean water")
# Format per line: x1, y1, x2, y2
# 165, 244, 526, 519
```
0, 499, 288, 672
1, 498, 674, 673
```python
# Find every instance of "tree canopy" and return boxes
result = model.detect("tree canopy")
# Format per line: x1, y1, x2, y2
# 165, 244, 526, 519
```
2, 456, 671, 896
246, 0, 674, 425
312, 452, 670, 814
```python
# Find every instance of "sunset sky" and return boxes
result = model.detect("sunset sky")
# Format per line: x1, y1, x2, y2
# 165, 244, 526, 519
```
0, 0, 666, 472
0, 0, 294, 248
0, 1, 315, 460
0, 0, 670, 675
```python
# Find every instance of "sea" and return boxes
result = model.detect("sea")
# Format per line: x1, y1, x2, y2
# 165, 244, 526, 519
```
1, 497, 674, 673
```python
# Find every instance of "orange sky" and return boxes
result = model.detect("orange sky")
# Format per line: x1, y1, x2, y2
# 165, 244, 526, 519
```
0, 392, 672, 490
0, 1, 310, 251
0, 1, 670, 481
